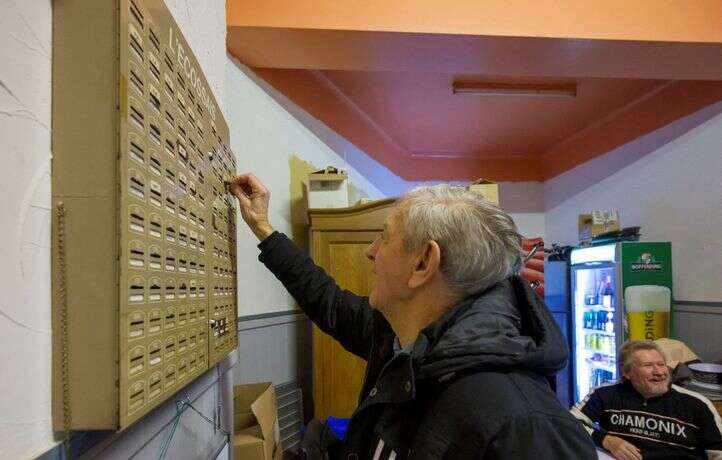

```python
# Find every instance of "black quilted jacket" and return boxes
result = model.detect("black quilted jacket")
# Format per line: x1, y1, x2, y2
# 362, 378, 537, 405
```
258, 232, 596, 459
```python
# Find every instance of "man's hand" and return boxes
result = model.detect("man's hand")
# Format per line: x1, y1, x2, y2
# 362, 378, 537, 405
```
521, 237, 545, 296
228, 173, 274, 241
602, 435, 642, 460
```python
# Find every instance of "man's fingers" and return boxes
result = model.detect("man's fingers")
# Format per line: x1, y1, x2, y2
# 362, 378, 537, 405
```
524, 258, 544, 272
621, 442, 642, 460
630, 447, 642, 460
240, 172, 269, 196
236, 190, 251, 208
521, 267, 544, 283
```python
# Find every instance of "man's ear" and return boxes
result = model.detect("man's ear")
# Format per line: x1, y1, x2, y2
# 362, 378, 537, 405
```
408, 241, 441, 289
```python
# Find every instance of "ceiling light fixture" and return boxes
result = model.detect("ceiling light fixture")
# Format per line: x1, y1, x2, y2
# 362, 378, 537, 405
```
452, 81, 577, 97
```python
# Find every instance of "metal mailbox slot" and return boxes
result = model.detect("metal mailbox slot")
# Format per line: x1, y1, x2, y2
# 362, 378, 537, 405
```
148, 120, 161, 146
127, 310, 146, 339
163, 72, 174, 98
148, 213, 162, 239
128, 240, 146, 268
164, 221, 175, 242
164, 306, 176, 330
148, 371, 162, 401
177, 306, 187, 326
129, 205, 146, 234
148, 277, 161, 302
164, 248, 175, 271
148, 83, 161, 114
178, 332, 187, 354
148, 309, 162, 334
148, 340, 162, 367
128, 169, 146, 201
164, 278, 176, 301
147, 25, 160, 53
148, 245, 162, 270
128, 276, 145, 304
149, 179, 162, 207
149, 150, 162, 176
147, 51, 161, 83
128, 22, 144, 62
164, 336, 176, 360
164, 107, 175, 130
177, 358, 188, 380
164, 364, 176, 390
178, 198, 188, 221
128, 134, 146, 165
128, 381, 146, 415
129, 345, 146, 377
178, 225, 188, 247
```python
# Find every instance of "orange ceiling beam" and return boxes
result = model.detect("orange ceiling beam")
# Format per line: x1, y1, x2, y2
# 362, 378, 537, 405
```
227, 28, 722, 80
227, 0, 722, 43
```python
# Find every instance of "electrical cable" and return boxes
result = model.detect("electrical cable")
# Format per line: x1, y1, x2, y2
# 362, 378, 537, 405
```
156, 394, 230, 460
158, 401, 184, 460
216, 363, 223, 431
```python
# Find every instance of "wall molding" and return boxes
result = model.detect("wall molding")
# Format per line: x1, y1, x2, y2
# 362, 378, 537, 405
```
238, 309, 301, 322
238, 311, 308, 331
675, 300, 722, 308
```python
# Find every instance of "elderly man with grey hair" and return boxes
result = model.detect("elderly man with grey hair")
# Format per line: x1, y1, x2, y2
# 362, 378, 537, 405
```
230, 173, 595, 459
572, 340, 722, 460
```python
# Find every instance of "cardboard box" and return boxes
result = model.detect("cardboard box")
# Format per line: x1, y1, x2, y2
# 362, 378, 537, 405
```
578, 210, 620, 243
467, 179, 499, 206
307, 169, 349, 209
234, 382, 282, 460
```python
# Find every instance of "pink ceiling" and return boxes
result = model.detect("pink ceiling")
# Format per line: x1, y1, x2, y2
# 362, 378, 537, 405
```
226, 2, 722, 181
318, 71, 663, 160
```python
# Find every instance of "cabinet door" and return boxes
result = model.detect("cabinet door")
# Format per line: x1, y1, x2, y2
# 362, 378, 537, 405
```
312, 231, 379, 419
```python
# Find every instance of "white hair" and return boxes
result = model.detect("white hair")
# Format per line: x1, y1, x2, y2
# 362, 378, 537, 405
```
398, 184, 522, 297
619, 340, 666, 375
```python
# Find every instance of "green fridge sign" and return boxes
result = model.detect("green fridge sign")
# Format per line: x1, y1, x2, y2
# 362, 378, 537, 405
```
622, 242, 673, 286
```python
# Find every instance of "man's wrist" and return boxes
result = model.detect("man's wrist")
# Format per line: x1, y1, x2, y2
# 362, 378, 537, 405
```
252, 222, 274, 241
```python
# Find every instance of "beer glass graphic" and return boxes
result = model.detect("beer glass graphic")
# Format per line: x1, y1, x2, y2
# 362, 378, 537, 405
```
625, 285, 671, 340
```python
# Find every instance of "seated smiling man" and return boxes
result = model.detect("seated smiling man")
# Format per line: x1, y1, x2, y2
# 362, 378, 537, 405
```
572, 340, 722, 460
230, 173, 594, 459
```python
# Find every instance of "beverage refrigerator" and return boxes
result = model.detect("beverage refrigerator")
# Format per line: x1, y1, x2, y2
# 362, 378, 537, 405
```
570, 242, 673, 403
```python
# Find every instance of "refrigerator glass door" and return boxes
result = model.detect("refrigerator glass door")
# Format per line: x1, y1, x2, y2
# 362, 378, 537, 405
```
572, 262, 619, 402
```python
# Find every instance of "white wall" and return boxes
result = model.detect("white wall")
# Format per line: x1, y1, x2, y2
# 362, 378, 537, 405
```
226, 58, 389, 316
544, 101, 722, 303
0, 1, 54, 457
0, 1, 233, 458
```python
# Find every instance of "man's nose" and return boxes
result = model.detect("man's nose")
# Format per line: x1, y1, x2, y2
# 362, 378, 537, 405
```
365, 237, 379, 261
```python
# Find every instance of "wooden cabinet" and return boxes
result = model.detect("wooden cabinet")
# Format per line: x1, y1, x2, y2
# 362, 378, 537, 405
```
308, 199, 396, 420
